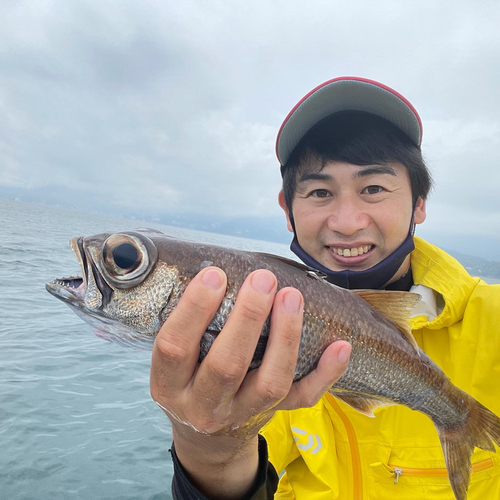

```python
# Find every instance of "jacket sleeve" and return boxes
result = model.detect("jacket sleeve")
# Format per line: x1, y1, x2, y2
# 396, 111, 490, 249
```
170, 434, 279, 500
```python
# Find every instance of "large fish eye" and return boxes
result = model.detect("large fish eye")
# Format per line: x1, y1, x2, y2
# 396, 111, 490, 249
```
112, 243, 139, 270
102, 234, 150, 281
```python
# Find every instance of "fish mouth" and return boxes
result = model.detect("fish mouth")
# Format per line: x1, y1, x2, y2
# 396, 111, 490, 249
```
46, 236, 112, 308
71, 236, 88, 288
46, 274, 154, 350
46, 237, 88, 306
45, 276, 86, 305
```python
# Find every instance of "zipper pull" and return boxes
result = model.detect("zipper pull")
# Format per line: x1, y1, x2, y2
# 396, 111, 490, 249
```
393, 467, 403, 484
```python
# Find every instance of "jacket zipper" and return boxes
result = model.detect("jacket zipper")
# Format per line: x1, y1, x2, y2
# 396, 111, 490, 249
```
325, 393, 363, 500
387, 458, 495, 483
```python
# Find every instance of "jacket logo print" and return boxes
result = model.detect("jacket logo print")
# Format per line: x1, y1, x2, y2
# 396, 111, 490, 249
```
292, 426, 323, 454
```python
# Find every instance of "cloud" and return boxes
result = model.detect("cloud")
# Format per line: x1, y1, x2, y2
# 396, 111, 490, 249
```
0, 0, 499, 254
422, 119, 500, 238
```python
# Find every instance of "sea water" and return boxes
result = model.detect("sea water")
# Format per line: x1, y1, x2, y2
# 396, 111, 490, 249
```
0, 198, 497, 499
0, 199, 294, 500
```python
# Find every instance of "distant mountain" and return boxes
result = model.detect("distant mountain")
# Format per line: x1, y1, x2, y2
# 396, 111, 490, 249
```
152, 213, 292, 244
0, 186, 292, 243
444, 248, 500, 279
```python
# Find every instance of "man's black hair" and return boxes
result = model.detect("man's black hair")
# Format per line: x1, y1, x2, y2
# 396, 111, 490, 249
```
281, 111, 433, 216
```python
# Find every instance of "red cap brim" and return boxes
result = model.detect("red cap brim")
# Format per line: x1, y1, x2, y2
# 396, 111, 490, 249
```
276, 76, 422, 166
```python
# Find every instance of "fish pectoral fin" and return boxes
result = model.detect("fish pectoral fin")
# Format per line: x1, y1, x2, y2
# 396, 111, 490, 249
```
352, 289, 421, 352
329, 390, 395, 417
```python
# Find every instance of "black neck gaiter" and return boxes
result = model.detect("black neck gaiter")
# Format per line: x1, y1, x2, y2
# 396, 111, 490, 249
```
289, 220, 415, 290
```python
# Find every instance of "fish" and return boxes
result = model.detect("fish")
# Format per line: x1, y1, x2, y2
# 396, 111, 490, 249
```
46, 228, 500, 500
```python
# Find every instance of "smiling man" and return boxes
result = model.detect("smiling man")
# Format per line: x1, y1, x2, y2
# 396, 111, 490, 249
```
150, 77, 500, 499
280, 157, 425, 284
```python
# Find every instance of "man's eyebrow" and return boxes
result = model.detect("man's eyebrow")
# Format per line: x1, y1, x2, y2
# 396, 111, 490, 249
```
353, 165, 397, 178
298, 172, 333, 183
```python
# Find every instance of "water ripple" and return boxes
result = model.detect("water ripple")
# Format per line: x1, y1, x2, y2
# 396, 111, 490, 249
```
0, 199, 297, 500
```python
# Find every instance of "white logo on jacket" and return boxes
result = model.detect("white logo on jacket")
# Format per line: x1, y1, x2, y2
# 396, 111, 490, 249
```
292, 426, 323, 454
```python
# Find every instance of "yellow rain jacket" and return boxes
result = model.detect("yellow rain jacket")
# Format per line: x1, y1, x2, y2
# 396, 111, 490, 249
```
261, 237, 500, 499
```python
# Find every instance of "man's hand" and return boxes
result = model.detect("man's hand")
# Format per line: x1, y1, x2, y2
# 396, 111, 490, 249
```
150, 266, 350, 498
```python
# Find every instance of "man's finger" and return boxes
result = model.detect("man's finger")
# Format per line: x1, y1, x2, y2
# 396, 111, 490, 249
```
151, 267, 227, 393
193, 270, 277, 407
237, 287, 303, 409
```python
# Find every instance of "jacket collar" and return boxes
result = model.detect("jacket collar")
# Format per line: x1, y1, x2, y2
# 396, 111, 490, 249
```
409, 237, 480, 330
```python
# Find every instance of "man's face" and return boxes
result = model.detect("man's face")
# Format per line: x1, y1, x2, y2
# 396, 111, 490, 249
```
279, 161, 426, 282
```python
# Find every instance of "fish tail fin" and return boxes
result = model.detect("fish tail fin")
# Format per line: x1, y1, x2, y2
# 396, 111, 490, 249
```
436, 398, 500, 500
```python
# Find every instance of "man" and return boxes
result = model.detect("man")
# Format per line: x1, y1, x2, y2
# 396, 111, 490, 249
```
150, 77, 500, 499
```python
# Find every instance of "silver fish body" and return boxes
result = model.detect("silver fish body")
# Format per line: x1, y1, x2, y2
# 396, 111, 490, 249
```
46, 229, 500, 500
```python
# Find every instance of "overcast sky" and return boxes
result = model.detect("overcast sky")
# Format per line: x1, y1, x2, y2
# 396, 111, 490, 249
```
1, 0, 499, 259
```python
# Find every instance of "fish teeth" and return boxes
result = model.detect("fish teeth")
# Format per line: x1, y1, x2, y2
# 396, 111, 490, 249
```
52, 277, 83, 289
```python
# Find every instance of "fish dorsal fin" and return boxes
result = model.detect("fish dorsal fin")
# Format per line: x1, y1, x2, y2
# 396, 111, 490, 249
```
329, 390, 395, 417
255, 253, 328, 281
352, 289, 421, 352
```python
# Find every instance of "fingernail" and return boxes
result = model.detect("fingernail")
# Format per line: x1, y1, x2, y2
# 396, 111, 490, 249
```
250, 271, 275, 293
283, 290, 302, 314
337, 344, 351, 364
201, 269, 224, 289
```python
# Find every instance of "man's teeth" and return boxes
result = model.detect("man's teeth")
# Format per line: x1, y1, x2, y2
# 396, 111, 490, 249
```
331, 245, 373, 257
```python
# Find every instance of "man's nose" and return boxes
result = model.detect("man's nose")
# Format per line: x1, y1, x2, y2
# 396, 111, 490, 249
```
326, 195, 370, 236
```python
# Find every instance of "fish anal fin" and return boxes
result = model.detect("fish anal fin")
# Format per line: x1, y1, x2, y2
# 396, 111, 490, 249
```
329, 390, 394, 417
353, 289, 421, 352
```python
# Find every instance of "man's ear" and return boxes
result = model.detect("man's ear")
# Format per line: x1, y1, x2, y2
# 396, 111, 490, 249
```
278, 190, 294, 233
414, 197, 427, 225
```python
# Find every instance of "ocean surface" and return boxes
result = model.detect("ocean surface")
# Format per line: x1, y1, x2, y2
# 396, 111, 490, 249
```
1, 199, 498, 500
0, 199, 296, 500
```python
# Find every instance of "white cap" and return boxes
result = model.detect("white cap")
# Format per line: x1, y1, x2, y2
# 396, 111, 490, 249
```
276, 76, 423, 166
